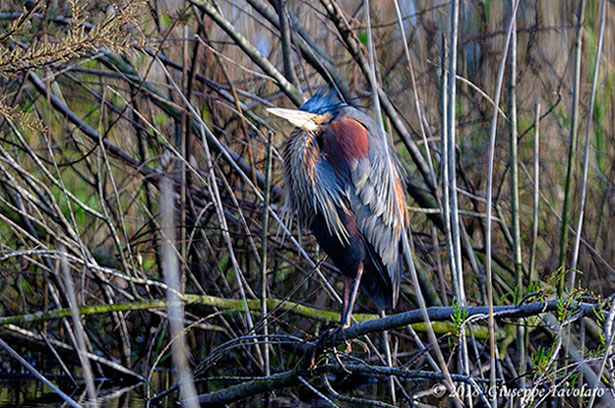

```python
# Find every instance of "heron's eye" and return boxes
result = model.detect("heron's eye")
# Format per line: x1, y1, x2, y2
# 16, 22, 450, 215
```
314, 112, 332, 125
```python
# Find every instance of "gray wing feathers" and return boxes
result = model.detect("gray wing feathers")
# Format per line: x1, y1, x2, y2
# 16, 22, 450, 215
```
313, 160, 351, 244
347, 144, 406, 305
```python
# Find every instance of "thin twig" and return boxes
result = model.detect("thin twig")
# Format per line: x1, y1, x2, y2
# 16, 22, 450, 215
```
558, 0, 586, 295
260, 130, 273, 376
569, 0, 606, 287
507, 0, 525, 384
484, 1, 520, 406
529, 103, 541, 282
189, 0, 305, 106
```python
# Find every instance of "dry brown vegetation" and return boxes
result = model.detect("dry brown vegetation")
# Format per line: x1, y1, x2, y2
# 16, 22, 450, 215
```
0, 0, 614, 406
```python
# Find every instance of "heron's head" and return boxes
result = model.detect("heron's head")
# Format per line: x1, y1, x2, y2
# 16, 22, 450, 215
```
267, 88, 345, 132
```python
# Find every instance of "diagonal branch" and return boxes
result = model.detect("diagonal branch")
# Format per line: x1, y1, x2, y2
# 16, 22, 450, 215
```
189, 0, 305, 106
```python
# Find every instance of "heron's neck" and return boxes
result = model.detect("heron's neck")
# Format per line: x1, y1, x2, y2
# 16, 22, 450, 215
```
283, 129, 321, 218
288, 129, 319, 173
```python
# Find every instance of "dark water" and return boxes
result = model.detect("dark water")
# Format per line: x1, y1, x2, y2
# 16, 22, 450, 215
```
0, 376, 312, 407
0, 383, 147, 407
0, 373, 172, 408
0, 377, 334, 408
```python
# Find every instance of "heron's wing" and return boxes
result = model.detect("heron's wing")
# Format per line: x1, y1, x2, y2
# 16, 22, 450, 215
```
322, 117, 408, 306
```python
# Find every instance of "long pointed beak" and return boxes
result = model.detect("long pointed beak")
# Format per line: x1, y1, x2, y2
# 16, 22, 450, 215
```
266, 108, 322, 132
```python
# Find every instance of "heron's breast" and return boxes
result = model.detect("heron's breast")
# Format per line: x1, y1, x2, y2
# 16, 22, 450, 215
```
283, 130, 349, 239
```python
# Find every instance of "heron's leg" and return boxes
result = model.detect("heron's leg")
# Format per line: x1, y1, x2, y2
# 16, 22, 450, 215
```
342, 275, 352, 317
340, 262, 364, 328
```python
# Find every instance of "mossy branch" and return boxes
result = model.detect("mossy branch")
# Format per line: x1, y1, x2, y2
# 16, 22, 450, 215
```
2, 293, 561, 348
0, 295, 370, 327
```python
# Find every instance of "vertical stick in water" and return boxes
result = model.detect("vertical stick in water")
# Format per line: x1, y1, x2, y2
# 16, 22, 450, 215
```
60, 248, 98, 408
160, 179, 199, 408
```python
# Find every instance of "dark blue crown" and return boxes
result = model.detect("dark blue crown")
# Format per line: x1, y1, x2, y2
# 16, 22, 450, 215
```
299, 87, 345, 115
